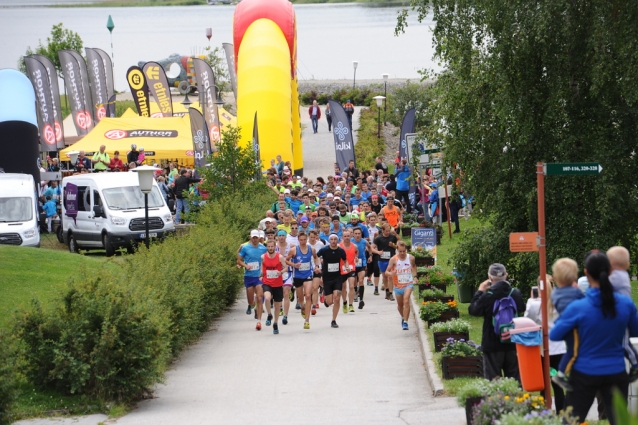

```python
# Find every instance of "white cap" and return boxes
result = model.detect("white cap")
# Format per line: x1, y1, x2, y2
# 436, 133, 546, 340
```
294, 175, 300, 179
335, 197, 342, 201
250, 229, 260, 238
327, 193, 334, 198
258, 230, 265, 238
284, 189, 291, 194
308, 189, 314, 193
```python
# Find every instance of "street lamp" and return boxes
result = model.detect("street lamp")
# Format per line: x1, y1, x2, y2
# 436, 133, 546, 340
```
67, 150, 79, 170
373, 96, 386, 139
352, 61, 358, 90
133, 165, 158, 249
382, 73, 389, 126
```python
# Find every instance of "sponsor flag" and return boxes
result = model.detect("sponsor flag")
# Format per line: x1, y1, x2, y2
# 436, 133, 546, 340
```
106, 94, 116, 118
188, 108, 210, 168
64, 182, 78, 225
66, 50, 94, 125
126, 66, 150, 117
59, 50, 93, 135
32, 54, 65, 149
222, 43, 237, 101
192, 58, 221, 149
328, 100, 355, 172
94, 48, 114, 98
24, 56, 57, 151
399, 108, 416, 160
85, 48, 109, 122
252, 111, 261, 180
143, 61, 173, 117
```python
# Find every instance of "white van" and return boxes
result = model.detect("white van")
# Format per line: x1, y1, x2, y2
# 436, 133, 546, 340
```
61, 173, 175, 256
0, 173, 40, 247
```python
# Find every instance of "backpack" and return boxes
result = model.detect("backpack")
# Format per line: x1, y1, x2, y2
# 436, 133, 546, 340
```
490, 288, 517, 343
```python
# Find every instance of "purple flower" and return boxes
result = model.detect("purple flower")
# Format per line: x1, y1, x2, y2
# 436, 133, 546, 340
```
459, 339, 466, 342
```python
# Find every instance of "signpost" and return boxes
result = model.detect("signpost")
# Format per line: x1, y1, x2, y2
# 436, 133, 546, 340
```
536, 162, 602, 409
509, 232, 539, 253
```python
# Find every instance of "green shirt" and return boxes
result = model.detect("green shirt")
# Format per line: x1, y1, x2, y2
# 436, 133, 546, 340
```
92, 152, 110, 171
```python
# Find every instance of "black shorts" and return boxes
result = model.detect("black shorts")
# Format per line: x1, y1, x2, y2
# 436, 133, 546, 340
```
342, 272, 356, 282
323, 278, 343, 296
293, 277, 312, 288
262, 285, 284, 302
355, 267, 366, 274
366, 256, 380, 277
313, 272, 322, 279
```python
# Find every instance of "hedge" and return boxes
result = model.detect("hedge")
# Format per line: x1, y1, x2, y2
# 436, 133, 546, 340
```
0, 332, 16, 425
11, 182, 274, 403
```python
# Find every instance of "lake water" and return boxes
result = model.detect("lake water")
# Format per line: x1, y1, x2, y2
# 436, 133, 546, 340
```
0, 2, 437, 92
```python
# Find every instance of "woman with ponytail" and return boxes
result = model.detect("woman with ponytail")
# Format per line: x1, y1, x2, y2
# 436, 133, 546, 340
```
550, 251, 638, 425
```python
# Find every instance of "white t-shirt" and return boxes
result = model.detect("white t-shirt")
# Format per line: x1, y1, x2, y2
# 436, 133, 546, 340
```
525, 298, 566, 355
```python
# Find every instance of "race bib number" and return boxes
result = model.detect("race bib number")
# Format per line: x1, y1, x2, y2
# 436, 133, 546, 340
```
381, 251, 391, 260
299, 262, 310, 271
246, 262, 259, 271
266, 270, 280, 279
356, 258, 362, 267
398, 273, 413, 284
328, 263, 339, 273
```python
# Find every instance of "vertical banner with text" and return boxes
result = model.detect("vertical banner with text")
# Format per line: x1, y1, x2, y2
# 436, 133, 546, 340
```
328, 100, 355, 172
188, 108, 210, 168
59, 50, 92, 135
85, 48, 109, 122
253, 112, 261, 179
94, 48, 114, 98
222, 43, 237, 101
24, 56, 57, 151
32, 54, 65, 149
143, 61, 173, 117
126, 66, 150, 117
66, 50, 94, 125
399, 108, 416, 160
192, 58, 221, 149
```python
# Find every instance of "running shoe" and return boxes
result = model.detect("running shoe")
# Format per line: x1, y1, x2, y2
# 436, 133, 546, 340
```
289, 291, 295, 302
385, 291, 390, 300
342, 304, 348, 313
402, 321, 409, 331
353, 295, 359, 303
303, 322, 310, 330
389, 294, 395, 301
366, 280, 373, 286
349, 305, 355, 313
282, 315, 288, 325
273, 323, 279, 334
254, 309, 258, 320
266, 314, 273, 326
301, 309, 306, 319
311, 307, 317, 316
331, 321, 339, 328
551, 372, 573, 391
314, 303, 320, 309
256, 322, 262, 331
295, 303, 301, 310
358, 300, 365, 310
246, 305, 252, 315
381, 284, 385, 291
280, 307, 284, 315
320, 293, 325, 304
374, 288, 379, 296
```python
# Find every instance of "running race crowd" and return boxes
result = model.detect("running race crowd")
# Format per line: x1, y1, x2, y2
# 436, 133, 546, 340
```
236, 154, 457, 335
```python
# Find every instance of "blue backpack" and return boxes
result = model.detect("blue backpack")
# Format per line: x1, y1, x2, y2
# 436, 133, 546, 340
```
490, 288, 517, 343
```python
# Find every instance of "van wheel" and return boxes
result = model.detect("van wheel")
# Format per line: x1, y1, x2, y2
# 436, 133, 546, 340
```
68, 233, 79, 253
103, 233, 115, 257
56, 226, 64, 244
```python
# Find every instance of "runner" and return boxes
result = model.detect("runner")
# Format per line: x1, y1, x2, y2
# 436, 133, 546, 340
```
347, 213, 370, 302
352, 227, 369, 309
339, 229, 359, 313
316, 234, 349, 328
380, 194, 402, 231
372, 223, 398, 301
275, 230, 294, 324
308, 229, 326, 308
365, 213, 381, 291
289, 232, 321, 329
386, 241, 417, 330
237, 229, 268, 330
261, 240, 288, 334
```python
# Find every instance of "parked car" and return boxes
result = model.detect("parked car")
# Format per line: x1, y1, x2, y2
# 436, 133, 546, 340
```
0, 173, 40, 247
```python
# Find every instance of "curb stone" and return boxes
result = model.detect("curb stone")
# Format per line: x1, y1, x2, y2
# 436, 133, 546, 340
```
411, 292, 446, 397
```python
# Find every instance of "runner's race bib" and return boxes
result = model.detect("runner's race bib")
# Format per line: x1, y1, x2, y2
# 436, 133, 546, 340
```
398, 273, 412, 284
381, 251, 391, 260
299, 262, 311, 271
247, 262, 259, 271
356, 258, 363, 267
328, 263, 339, 273
266, 270, 280, 279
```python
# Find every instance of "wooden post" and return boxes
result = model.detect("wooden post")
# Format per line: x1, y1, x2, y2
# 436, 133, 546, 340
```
537, 162, 551, 409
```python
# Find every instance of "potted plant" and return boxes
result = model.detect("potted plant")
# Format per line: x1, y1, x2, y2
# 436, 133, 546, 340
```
429, 318, 470, 352
455, 378, 522, 425
411, 246, 435, 267
400, 221, 419, 237
419, 266, 455, 293
440, 338, 483, 379
420, 288, 454, 303
453, 266, 475, 303
416, 266, 431, 279
471, 393, 545, 425
420, 300, 459, 326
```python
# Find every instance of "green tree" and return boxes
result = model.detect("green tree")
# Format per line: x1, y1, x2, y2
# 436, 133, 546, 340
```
197, 125, 259, 200
397, 0, 638, 287
204, 46, 230, 96
18, 23, 83, 78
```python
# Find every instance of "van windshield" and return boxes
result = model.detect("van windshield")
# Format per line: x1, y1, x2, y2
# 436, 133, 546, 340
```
102, 186, 165, 210
0, 197, 33, 222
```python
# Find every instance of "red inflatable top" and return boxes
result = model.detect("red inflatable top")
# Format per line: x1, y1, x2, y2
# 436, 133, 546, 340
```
233, 0, 297, 77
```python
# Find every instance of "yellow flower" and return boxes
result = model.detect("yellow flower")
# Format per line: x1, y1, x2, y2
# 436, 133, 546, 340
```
504, 396, 510, 400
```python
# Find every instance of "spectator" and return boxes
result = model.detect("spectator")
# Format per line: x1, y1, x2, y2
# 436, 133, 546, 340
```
346, 160, 359, 180
173, 169, 201, 224
157, 176, 170, 205
43, 180, 61, 203
375, 156, 389, 175
325, 103, 332, 131
394, 159, 412, 214
46, 157, 60, 172
74, 150, 91, 172
109, 151, 124, 171
127, 144, 139, 165
343, 99, 355, 129
137, 147, 146, 165
469, 263, 526, 381
42, 195, 57, 233
308, 100, 321, 134
91, 145, 110, 172
276, 155, 284, 177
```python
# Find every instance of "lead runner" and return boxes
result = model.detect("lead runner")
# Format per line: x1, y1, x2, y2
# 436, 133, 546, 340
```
385, 240, 417, 330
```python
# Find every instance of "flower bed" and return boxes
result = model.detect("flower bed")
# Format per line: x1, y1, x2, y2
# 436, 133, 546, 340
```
440, 338, 483, 379
430, 319, 472, 352
420, 300, 459, 326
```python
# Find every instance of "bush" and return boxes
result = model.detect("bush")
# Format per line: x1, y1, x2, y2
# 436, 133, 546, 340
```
0, 332, 17, 425
12, 182, 275, 404
354, 106, 385, 170
299, 86, 383, 106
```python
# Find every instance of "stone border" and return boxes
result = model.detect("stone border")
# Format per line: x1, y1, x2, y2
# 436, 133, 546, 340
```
410, 292, 446, 397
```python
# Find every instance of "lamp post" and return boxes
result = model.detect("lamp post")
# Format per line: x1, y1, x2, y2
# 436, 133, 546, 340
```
373, 96, 386, 139
382, 73, 389, 126
133, 165, 158, 249
352, 61, 358, 90
67, 150, 79, 171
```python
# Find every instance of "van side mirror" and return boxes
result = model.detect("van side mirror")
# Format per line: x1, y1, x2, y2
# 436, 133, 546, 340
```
93, 205, 104, 218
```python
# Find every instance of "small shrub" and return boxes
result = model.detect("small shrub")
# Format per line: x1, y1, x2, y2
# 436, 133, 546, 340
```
0, 332, 17, 425
430, 318, 471, 334
421, 288, 446, 298
455, 377, 522, 406
440, 339, 481, 358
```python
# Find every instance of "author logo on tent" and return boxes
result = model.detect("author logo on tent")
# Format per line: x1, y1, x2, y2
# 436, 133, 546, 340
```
105, 129, 178, 140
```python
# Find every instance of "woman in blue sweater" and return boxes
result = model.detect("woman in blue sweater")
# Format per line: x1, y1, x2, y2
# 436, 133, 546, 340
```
550, 251, 638, 425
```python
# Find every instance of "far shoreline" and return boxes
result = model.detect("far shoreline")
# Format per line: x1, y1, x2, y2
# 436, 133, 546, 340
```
36, 0, 411, 9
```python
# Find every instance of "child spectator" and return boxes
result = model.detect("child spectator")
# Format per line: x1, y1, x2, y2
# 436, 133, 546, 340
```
137, 147, 146, 165
42, 195, 57, 234
607, 246, 638, 381
550, 258, 584, 390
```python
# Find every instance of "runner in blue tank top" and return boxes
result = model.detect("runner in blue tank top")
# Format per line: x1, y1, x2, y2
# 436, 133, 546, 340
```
237, 229, 268, 330
352, 227, 370, 310
290, 232, 321, 329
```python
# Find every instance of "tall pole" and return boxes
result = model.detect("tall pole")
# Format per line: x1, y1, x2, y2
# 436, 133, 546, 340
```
144, 192, 150, 249
444, 175, 452, 239
377, 107, 381, 138
536, 162, 551, 409
107, 15, 115, 90
383, 73, 388, 126
353, 61, 358, 90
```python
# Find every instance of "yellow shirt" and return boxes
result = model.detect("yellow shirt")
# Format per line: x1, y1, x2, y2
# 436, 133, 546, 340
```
277, 223, 291, 233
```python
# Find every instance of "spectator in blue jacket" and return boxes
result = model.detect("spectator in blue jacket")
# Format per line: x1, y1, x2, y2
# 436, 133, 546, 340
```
550, 251, 638, 425
394, 159, 412, 213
